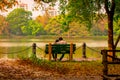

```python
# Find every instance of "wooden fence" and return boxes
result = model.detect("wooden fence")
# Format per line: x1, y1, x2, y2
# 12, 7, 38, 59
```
101, 50, 120, 80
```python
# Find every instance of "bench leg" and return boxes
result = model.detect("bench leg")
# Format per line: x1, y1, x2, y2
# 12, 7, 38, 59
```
48, 43, 52, 61
52, 53, 57, 61
70, 43, 73, 61
59, 54, 65, 61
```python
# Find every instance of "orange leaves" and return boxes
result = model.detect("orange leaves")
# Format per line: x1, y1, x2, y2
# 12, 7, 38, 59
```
0, 15, 9, 35
0, 0, 18, 11
0, 59, 120, 79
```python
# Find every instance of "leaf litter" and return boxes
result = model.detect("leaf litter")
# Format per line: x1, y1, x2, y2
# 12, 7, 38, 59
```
0, 58, 119, 80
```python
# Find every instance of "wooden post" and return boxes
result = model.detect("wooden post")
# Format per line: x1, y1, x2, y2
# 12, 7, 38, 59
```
82, 42, 86, 58
48, 43, 52, 61
70, 43, 73, 61
102, 50, 108, 80
32, 43, 36, 55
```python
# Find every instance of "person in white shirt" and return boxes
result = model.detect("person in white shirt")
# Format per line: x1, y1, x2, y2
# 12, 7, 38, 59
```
57, 37, 67, 44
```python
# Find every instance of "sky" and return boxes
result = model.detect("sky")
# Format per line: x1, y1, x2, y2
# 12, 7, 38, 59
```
19, 0, 43, 18
0, 0, 51, 19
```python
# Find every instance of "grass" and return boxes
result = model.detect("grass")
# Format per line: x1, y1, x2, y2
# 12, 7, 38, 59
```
28, 53, 120, 77
29, 53, 71, 74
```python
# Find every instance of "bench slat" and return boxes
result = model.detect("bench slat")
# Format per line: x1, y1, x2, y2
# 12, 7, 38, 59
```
45, 44, 76, 54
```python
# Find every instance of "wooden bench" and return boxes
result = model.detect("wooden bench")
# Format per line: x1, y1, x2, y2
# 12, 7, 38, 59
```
45, 43, 76, 61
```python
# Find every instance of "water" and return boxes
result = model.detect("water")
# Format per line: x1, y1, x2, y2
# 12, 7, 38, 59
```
0, 39, 109, 47
0, 42, 46, 47
0, 39, 120, 59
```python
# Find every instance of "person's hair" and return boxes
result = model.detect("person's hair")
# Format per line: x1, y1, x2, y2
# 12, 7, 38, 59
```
55, 39, 59, 42
59, 37, 63, 41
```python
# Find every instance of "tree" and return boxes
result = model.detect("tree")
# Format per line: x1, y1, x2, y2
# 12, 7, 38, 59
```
34, 0, 120, 50
21, 20, 44, 36
44, 17, 62, 35
0, 0, 18, 12
64, 21, 90, 36
114, 19, 120, 35
6, 8, 32, 35
35, 15, 49, 27
45, 15, 90, 36
91, 18, 108, 36
0, 15, 9, 35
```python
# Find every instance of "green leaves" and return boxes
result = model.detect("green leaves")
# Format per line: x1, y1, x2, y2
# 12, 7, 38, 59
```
21, 20, 43, 36
6, 8, 44, 36
113, 17, 120, 35
45, 15, 90, 36
6, 8, 32, 35
65, 0, 101, 29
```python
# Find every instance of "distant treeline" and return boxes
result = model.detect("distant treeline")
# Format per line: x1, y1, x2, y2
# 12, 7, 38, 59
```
0, 8, 119, 37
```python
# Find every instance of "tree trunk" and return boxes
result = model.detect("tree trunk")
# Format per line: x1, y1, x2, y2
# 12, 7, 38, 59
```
105, 0, 115, 61
108, 13, 114, 50
107, 13, 114, 61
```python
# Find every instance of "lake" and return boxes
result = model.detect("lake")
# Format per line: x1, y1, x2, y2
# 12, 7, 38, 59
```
0, 38, 120, 59
0, 38, 116, 47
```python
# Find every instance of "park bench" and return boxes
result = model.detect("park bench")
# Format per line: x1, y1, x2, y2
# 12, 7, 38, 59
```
45, 43, 76, 61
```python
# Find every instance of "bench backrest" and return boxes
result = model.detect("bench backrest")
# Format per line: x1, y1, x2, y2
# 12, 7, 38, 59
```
45, 44, 76, 54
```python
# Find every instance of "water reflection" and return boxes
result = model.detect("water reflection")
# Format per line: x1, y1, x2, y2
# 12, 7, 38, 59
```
0, 39, 119, 47
0, 42, 46, 47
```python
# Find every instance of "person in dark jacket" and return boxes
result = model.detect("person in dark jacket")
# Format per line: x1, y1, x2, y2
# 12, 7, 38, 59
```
57, 37, 67, 61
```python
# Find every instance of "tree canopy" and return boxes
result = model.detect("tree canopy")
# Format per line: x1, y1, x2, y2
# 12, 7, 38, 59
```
0, 15, 9, 35
21, 20, 43, 36
44, 15, 90, 36
6, 8, 32, 35
34, 0, 120, 51
0, 0, 120, 51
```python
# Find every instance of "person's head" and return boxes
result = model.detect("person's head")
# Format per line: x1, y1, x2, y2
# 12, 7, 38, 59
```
55, 39, 59, 42
58, 37, 63, 41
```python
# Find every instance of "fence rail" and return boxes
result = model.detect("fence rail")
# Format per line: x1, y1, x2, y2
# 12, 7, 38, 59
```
0, 46, 31, 54
0, 42, 104, 60
101, 50, 120, 80
1, 42, 120, 79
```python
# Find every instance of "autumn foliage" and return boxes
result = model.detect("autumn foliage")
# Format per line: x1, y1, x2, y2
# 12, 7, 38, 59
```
0, 0, 18, 12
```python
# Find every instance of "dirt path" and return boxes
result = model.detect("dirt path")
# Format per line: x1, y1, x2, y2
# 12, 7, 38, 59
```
0, 59, 102, 80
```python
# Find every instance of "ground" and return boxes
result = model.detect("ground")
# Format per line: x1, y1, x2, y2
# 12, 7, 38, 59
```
0, 58, 103, 80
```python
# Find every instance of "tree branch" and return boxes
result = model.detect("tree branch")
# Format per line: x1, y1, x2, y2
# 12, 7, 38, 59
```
110, 0, 115, 13
104, 0, 109, 14
114, 34, 120, 49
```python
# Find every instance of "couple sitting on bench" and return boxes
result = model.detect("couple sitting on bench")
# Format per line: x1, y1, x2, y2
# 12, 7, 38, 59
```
53, 37, 67, 61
